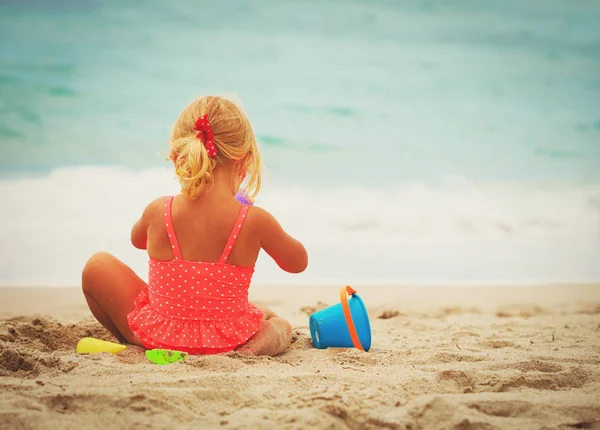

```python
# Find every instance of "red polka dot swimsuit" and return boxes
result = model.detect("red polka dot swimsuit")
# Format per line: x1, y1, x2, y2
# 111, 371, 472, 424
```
127, 196, 264, 354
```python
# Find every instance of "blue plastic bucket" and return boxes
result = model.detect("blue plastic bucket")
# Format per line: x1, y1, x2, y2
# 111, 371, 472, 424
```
309, 286, 371, 351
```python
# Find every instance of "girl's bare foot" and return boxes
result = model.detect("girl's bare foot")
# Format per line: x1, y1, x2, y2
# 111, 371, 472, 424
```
237, 306, 292, 356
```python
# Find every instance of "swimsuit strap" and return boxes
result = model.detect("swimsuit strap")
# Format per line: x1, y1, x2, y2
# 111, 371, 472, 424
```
164, 196, 183, 260
218, 205, 250, 264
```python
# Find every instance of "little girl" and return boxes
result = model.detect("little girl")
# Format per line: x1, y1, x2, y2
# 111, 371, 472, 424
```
81, 96, 308, 356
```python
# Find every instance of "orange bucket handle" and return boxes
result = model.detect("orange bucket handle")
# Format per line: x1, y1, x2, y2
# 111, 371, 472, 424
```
339, 286, 364, 351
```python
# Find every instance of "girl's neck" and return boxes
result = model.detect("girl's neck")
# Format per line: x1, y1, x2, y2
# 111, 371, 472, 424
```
182, 165, 239, 204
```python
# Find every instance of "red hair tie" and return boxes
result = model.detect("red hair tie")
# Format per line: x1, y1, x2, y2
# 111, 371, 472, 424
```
194, 114, 217, 157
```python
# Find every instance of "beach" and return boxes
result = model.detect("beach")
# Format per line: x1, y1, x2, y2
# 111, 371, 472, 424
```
2, 1, 600, 428
1, 283, 599, 429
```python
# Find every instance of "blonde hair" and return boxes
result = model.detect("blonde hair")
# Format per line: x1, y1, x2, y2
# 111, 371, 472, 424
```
169, 96, 262, 200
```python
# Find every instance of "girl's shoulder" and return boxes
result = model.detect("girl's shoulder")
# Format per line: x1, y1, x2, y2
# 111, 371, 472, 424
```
148, 195, 170, 211
139, 196, 171, 223
244, 206, 283, 235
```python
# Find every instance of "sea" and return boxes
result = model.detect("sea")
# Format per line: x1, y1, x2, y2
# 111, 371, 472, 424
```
1, 0, 599, 287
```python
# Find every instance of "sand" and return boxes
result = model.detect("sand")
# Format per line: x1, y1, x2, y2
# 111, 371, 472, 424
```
1, 284, 599, 430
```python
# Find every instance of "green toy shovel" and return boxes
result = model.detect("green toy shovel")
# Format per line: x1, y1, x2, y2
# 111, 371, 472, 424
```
145, 349, 188, 365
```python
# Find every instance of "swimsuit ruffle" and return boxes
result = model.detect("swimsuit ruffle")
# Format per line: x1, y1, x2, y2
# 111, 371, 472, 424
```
127, 288, 264, 355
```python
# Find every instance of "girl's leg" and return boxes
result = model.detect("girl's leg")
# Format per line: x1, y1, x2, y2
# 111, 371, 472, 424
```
236, 305, 293, 356
81, 251, 145, 345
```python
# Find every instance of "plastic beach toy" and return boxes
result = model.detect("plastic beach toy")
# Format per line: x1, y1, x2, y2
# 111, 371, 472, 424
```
76, 337, 127, 354
145, 349, 188, 365
309, 286, 372, 351
235, 189, 253, 205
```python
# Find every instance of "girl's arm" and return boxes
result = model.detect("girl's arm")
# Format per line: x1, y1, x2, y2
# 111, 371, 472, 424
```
131, 217, 148, 250
254, 207, 308, 273
131, 197, 163, 250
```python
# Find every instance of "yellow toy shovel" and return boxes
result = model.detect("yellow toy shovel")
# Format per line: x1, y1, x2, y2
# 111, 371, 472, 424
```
76, 337, 126, 354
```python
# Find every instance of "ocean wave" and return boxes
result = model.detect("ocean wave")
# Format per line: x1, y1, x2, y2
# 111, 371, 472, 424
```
0, 166, 599, 286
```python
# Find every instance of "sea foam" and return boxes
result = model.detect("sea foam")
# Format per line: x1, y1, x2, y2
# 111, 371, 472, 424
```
0, 166, 598, 286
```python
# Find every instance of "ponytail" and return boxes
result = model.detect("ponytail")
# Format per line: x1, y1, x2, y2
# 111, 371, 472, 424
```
171, 136, 217, 199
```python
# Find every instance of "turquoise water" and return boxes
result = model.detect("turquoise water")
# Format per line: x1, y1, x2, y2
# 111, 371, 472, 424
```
2, 0, 599, 183
1, 1, 599, 285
